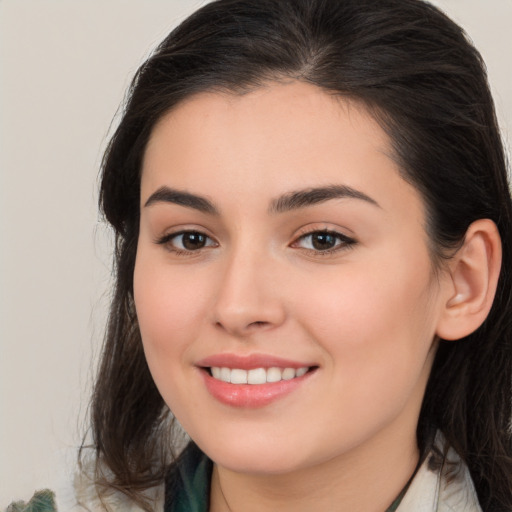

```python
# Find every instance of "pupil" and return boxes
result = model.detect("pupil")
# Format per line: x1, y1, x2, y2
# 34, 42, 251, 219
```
312, 233, 336, 250
183, 232, 206, 250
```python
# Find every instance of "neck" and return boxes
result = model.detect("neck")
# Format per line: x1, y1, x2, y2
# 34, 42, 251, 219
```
209, 425, 419, 512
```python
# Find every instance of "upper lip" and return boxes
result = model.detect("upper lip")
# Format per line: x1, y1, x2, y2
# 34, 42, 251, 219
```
196, 353, 316, 370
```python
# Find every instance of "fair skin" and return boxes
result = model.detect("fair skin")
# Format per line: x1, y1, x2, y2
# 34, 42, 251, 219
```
134, 81, 501, 512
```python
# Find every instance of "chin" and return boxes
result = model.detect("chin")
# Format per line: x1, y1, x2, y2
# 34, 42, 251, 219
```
195, 433, 318, 475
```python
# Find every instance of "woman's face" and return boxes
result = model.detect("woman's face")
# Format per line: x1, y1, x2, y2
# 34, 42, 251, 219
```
135, 82, 451, 474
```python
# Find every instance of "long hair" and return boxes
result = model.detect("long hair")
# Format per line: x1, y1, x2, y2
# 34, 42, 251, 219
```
88, 0, 512, 509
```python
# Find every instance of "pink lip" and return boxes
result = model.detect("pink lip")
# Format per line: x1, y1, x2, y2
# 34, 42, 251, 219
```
196, 353, 314, 370
200, 370, 314, 408
195, 353, 318, 408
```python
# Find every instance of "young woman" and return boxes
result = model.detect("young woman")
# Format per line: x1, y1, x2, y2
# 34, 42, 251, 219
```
9, 0, 511, 511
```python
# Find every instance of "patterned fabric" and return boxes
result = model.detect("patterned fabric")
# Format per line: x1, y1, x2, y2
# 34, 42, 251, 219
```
5, 490, 57, 512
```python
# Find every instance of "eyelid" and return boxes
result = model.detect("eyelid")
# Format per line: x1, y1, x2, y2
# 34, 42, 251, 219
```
153, 223, 216, 243
155, 228, 218, 254
290, 227, 357, 255
153, 225, 356, 256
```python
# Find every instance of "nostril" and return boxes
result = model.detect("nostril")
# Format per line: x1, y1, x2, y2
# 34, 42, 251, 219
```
213, 320, 268, 334
249, 321, 269, 328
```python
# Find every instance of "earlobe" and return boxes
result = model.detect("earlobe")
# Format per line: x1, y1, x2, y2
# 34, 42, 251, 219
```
436, 219, 502, 341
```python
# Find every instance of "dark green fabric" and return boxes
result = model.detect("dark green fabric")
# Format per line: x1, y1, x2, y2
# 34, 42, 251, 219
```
5, 490, 57, 512
387, 489, 406, 512
165, 443, 212, 512
164, 443, 405, 512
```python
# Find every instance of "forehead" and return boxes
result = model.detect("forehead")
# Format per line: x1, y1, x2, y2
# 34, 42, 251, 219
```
145, 81, 390, 162
141, 81, 422, 219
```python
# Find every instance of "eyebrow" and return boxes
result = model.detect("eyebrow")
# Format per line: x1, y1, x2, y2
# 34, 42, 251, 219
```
143, 184, 380, 215
144, 186, 218, 214
268, 185, 380, 213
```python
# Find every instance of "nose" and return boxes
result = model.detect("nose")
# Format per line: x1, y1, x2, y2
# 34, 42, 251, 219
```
211, 244, 286, 337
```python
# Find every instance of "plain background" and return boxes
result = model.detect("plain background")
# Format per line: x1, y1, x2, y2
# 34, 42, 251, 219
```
0, 0, 510, 506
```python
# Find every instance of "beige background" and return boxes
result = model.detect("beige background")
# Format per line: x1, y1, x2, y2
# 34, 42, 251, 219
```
0, 0, 510, 506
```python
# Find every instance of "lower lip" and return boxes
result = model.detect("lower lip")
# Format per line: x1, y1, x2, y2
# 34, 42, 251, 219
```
201, 370, 314, 408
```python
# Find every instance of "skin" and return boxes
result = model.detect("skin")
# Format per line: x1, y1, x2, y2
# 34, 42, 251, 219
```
134, 81, 457, 512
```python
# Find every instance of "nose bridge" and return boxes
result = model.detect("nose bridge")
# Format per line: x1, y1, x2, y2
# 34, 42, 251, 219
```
212, 237, 284, 335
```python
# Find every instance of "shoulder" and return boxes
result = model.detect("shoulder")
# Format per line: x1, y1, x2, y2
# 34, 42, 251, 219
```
3, 469, 165, 512
58, 454, 165, 512
66, 468, 164, 512
7, 452, 166, 512
4, 483, 164, 512
397, 431, 482, 512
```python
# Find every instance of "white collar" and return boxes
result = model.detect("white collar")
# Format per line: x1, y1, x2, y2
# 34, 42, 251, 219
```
397, 431, 481, 512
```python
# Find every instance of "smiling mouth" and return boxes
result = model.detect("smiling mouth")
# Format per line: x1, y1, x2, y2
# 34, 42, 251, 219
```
199, 359, 318, 407
206, 366, 316, 384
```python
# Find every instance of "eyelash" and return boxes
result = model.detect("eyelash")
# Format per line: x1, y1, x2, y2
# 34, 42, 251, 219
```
155, 229, 357, 256
155, 230, 218, 255
291, 229, 357, 256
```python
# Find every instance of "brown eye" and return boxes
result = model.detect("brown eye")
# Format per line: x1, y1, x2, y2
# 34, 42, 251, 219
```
310, 232, 338, 250
157, 230, 216, 252
294, 230, 356, 253
180, 232, 208, 250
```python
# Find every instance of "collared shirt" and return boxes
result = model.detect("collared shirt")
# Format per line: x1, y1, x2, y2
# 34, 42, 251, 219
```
5, 432, 482, 511
164, 444, 404, 512
164, 432, 482, 512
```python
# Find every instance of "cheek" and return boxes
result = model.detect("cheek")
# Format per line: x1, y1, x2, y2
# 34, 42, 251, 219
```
133, 251, 215, 420
294, 251, 438, 397
133, 249, 206, 371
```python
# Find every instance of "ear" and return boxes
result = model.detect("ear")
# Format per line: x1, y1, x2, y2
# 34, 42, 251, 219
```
436, 219, 502, 341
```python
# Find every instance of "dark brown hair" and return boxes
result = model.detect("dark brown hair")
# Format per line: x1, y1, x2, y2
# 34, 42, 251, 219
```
86, 0, 512, 510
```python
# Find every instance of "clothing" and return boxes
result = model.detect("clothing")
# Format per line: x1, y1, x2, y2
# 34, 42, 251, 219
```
4, 490, 57, 512
164, 444, 405, 511
164, 432, 482, 512
4, 432, 482, 512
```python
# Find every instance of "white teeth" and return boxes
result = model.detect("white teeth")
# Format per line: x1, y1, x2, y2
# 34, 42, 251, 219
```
266, 367, 282, 383
282, 368, 296, 380
230, 368, 248, 384
247, 368, 267, 384
220, 367, 231, 383
296, 366, 308, 377
210, 366, 310, 384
